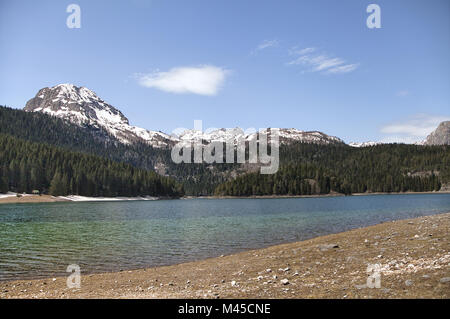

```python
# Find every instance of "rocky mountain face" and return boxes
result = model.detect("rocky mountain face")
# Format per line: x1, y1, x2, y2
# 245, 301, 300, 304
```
424, 121, 450, 146
24, 84, 177, 147
24, 84, 345, 148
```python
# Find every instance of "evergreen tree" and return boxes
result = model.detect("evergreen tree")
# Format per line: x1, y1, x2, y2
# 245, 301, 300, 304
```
0, 166, 9, 193
49, 171, 64, 196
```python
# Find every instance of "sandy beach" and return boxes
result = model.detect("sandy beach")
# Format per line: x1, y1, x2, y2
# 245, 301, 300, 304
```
0, 194, 69, 204
1, 212, 449, 299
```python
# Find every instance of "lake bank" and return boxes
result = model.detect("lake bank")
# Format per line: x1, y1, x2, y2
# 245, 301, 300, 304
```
1, 212, 449, 299
0, 193, 163, 204
192, 190, 450, 200
1, 190, 449, 204
0, 194, 69, 204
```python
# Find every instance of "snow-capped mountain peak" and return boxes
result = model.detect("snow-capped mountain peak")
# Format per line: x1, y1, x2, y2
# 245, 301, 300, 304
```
24, 84, 176, 147
52, 83, 108, 106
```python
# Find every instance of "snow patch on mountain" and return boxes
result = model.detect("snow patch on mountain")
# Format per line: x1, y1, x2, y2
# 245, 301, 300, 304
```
348, 141, 381, 148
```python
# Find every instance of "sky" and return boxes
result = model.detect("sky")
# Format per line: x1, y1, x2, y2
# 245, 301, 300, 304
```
0, 0, 449, 143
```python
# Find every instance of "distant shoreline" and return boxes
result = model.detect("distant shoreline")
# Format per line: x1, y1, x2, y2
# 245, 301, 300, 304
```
190, 190, 450, 200
1, 190, 449, 205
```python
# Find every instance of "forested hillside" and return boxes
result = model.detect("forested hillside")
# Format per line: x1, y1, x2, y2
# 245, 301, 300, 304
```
0, 105, 171, 171
0, 106, 233, 195
215, 143, 449, 196
0, 134, 183, 197
1, 106, 449, 197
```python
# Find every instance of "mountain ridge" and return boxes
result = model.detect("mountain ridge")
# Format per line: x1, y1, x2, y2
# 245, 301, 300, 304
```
23, 84, 450, 150
24, 84, 346, 147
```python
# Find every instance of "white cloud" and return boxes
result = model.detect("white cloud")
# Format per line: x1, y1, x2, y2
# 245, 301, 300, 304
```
289, 46, 316, 55
256, 39, 278, 51
298, 47, 315, 55
137, 65, 229, 96
251, 39, 279, 55
380, 114, 450, 143
326, 63, 360, 74
287, 47, 359, 75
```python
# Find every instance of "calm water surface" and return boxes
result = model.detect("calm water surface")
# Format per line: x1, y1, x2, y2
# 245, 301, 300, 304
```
1, 194, 449, 281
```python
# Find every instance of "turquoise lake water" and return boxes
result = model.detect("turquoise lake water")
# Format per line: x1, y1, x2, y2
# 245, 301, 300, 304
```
1, 194, 449, 281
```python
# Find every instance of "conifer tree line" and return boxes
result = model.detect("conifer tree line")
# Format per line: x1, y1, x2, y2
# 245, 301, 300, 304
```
0, 134, 183, 197
0, 106, 171, 171
214, 142, 449, 196
0, 105, 232, 195
1, 105, 449, 197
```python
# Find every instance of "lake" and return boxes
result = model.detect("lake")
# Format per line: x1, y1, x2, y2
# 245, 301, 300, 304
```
1, 194, 449, 281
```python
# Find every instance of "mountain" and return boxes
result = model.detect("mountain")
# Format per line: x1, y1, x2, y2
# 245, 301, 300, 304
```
424, 121, 450, 146
348, 141, 381, 148
24, 84, 345, 148
177, 127, 344, 145
24, 84, 177, 147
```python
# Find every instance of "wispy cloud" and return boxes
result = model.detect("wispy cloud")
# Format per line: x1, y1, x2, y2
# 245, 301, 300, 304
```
326, 63, 359, 74
288, 46, 315, 56
256, 40, 278, 51
396, 90, 410, 97
297, 47, 316, 55
251, 39, 279, 55
257, 39, 278, 50
287, 47, 359, 74
136, 65, 229, 96
380, 114, 450, 143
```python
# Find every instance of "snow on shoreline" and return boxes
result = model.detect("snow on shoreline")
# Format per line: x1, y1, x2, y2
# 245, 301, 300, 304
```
59, 195, 159, 202
0, 192, 159, 202
0, 192, 33, 199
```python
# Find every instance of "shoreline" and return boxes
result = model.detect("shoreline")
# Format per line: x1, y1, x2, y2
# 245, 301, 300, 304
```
0, 193, 168, 204
1, 212, 449, 298
1, 190, 449, 205
0, 194, 69, 204
196, 191, 450, 200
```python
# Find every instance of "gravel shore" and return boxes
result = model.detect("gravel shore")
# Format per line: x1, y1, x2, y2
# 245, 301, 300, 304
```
1, 213, 449, 299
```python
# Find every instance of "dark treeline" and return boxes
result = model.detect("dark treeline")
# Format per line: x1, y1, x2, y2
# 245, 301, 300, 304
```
0, 105, 249, 195
168, 162, 248, 196
215, 142, 449, 196
0, 105, 230, 195
0, 105, 172, 172
0, 134, 183, 197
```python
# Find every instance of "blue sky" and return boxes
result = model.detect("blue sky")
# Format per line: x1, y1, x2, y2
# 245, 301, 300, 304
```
1, 0, 449, 143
